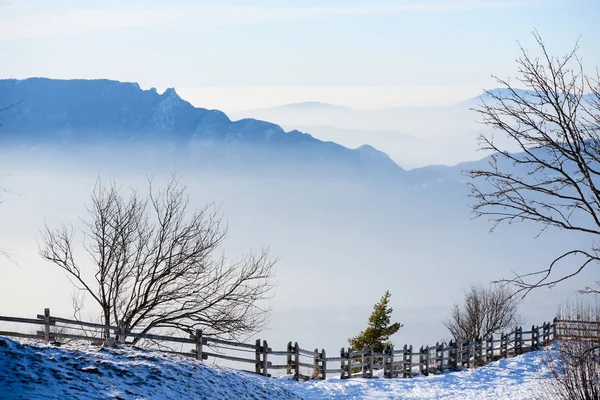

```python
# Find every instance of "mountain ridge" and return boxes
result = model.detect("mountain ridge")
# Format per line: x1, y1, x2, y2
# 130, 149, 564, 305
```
0, 77, 403, 176
235, 88, 547, 114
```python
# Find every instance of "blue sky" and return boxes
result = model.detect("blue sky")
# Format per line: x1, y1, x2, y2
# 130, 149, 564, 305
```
1, 0, 598, 111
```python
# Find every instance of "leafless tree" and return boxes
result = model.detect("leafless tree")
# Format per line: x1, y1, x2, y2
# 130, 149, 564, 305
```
444, 284, 520, 341
467, 31, 600, 295
542, 301, 600, 400
40, 178, 276, 342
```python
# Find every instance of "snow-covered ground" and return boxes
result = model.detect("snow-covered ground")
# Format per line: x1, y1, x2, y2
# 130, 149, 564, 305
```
0, 336, 551, 399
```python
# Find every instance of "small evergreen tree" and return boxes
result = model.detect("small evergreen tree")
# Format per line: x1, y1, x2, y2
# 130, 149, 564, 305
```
348, 290, 402, 353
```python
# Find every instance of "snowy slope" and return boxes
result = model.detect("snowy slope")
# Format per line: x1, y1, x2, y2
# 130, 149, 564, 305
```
0, 336, 552, 400
0, 336, 303, 400
304, 354, 549, 399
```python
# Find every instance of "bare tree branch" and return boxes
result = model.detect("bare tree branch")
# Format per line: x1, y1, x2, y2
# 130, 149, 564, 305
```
40, 177, 276, 343
444, 284, 520, 341
466, 30, 600, 295
544, 300, 600, 400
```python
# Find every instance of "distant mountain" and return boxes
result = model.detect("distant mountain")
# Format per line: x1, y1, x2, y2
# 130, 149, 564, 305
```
0, 78, 402, 176
283, 125, 430, 169
261, 101, 353, 113
230, 94, 530, 167
231, 90, 552, 140
231, 98, 485, 142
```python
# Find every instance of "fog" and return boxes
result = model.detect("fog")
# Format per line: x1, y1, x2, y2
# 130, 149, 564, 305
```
280, 125, 522, 170
231, 101, 481, 140
0, 144, 594, 363
230, 97, 525, 169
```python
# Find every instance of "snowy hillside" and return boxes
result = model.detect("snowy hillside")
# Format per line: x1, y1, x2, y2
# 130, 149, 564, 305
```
0, 336, 552, 399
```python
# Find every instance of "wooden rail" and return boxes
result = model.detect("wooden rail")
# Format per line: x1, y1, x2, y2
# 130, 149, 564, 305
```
0, 309, 579, 381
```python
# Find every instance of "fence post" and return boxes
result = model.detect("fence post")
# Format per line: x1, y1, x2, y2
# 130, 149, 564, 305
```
456, 340, 461, 369
379, 345, 385, 378
418, 345, 424, 375
420, 345, 430, 376
436, 342, 443, 372
255, 339, 262, 374
313, 348, 320, 379
401, 345, 406, 378
476, 338, 483, 366
516, 326, 522, 355
408, 345, 413, 377
481, 335, 494, 365
511, 329, 516, 356
345, 348, 352, 379
531, 325, 538, 351
543, 322, 549, 345
449, 340, 458, 370
388, 345, 395, 378
103, 315, 110, 341
553, 317, 558, 340
466, 340, 472, 368
286, 342, 293, 375
368, 346, 374, 378
194, 329, 203, 361
382, 345, 389, 379
117, 320, 126, 345
43, 308, 50, 343
425, 345, 431, 375
361, 345, 367, 378
362, 345, 373, 378
498, 334, 503, 358
403, 344, 412, 378
340, 348, 347, 379
540, 322, 545, 346
320, 349, 327, 380
294, 342, 300, 380
262, 340, 269, 377
382, 345, 394, 378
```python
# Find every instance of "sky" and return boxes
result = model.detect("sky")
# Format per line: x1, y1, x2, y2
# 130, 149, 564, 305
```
1, 0, 599, 111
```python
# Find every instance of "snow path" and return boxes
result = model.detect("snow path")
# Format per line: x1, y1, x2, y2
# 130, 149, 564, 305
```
299, 354, 548, 399
0, 336, 550, 399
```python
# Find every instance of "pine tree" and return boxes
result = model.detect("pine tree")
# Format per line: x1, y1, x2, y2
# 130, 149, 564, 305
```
348, 290, 402, 353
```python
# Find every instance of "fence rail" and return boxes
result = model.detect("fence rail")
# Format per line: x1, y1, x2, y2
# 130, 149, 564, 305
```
0, 308, 584, 381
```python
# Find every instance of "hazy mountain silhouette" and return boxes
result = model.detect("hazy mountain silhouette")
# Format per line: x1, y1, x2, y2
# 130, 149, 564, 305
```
0, 78, 402, 176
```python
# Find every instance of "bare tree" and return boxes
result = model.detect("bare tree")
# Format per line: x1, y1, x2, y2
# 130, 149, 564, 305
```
542, 301, 600, 400
467, 31, 600, 295
40, 178, 276, 342
444, 284, 520, 341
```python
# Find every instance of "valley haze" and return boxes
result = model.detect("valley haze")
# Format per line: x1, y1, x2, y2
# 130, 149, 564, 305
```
0, 78, 591, 366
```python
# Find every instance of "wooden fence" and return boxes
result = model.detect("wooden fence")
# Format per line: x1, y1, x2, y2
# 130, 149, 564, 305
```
0, 309, 569, 381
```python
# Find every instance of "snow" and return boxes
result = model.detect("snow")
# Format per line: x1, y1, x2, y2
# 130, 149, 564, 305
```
303, 355, 548, 399
0, 336, 552, 399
